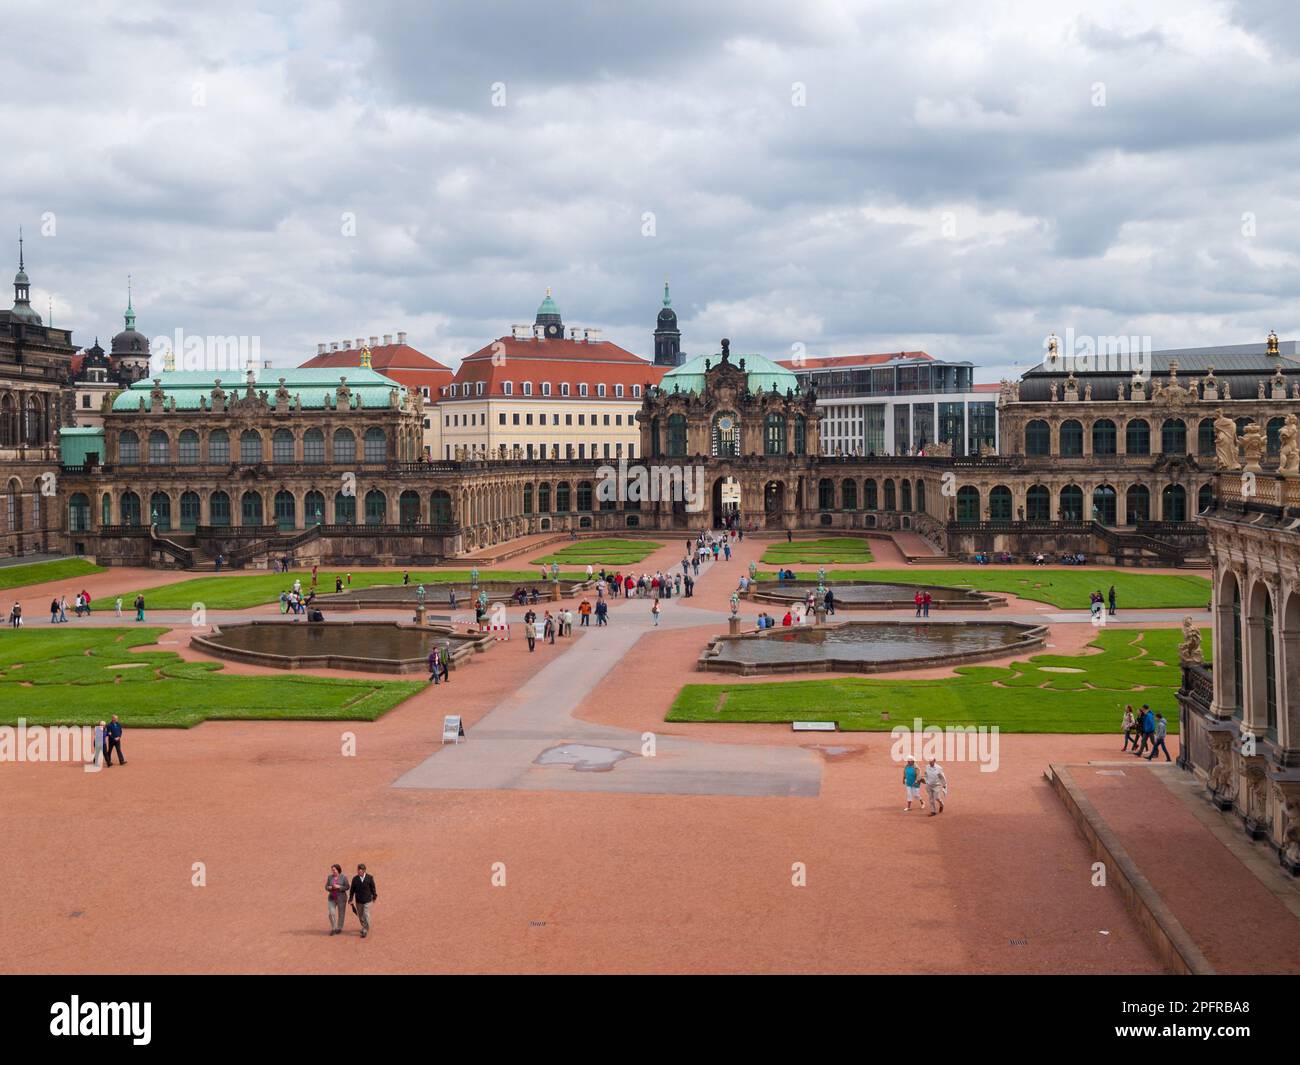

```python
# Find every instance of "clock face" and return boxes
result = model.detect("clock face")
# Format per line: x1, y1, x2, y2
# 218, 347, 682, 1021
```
547, 324, 560, 337
717, 415, 734, 431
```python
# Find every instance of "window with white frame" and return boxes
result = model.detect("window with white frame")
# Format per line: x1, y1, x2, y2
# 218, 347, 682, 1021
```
561, 382, 570, 396
542, 382, 551, 396
503, 381, 513, 396
476, 381, 484, 396
615, 384, 624, 398
632, 385, 641, 398
523, 382, 533, 396
579, 383, 589, 397
597, 383, 606, 397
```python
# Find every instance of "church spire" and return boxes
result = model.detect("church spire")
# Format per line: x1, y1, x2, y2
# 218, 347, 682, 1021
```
124, 274, 136, 331
10, 226, 39, 323
663, 278, 671, 308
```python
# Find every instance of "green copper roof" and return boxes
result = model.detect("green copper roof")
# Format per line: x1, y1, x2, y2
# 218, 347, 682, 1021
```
60, 427, 105, 466
110, 367, 407, 412
536, 290, 560, 317
660, 350, 800, 396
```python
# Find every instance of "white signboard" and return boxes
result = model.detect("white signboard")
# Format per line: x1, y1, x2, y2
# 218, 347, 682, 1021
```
442, 715, 464, 744
792, 721, 836, 732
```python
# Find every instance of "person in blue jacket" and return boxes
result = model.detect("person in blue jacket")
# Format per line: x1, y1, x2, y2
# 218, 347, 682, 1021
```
903, 757, 923, 812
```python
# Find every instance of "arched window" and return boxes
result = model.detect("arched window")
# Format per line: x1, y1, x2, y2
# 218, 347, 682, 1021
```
884, 479, 896, 511
1126, 484, 1150, 524
363, 427, 386, 463
399, 490, 420, 526
364, 489, 387, 525
0, 394, 15, 447
1197, 483, 1213, 513
538, 483, 551, 513
274, 490, 296, 531
149, 492, 171, 530
179, 430, 199, 464
818, 478, 834, 510
333, 429, 356, 464
304, 490, 325, 526
68, 492, 90, 533
147, 431, 170, 465
241, 491, 263, 526
333, 491, 356, 524
794, 415, 807, 455
303, 428, 324, 464
842, 480, 857, 510
1267, 417, 1285, 456
577, 481, 593, 511
209, 491, 231, 527
667, 414, 687, 457
1026, 484, 1050, 521
522, 484, 533, 515
955, 486, 979, 522
119, 430, 140, 465
541, 382, 551, 397
765, 413, 786, 456
120, 491, 141, 526
916, 479, 926, 514
1126, 419, 1150, 456
555, 482, 571, 512
1092, 419, 1116, 456
1161, 483, 1186, 521
239, 430, 263, 464
431, 490, 452, 525
209, 430, 229, 465
1025, 420, 1050, 456
1059, 484, 1083, 521
989, 485, 1012, 521
864, 479, 878, 510
1059, 420, 1083, 456
1161, 418, 1186, 455
273, 429, 294, 464
901, 480, 912, 512
178, 491, 200, 531
1197, 418, 1215, 457
1092, 484, 1117, 525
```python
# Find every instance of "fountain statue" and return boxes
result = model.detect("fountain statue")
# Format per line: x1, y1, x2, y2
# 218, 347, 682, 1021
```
469, 567, 479, 590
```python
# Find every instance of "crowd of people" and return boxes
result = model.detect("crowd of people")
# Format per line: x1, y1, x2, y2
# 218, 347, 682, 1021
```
1121, 703, 1172, 761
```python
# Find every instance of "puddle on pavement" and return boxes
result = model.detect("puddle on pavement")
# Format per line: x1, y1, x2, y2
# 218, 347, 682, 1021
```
535, 743, 636, 772
803, 744, 865, 761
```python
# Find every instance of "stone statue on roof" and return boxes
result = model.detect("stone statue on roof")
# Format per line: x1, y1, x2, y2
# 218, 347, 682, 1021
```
1213, 409, 1239, 470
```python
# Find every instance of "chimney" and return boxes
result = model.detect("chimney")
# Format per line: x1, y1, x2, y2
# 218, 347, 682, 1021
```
397, 331, 407, 345
317, 343, 326, 355
369, 335, 379, 348
355, 338, 364, 350
383, 333, 392, 346
330, 342, 339, 352
341, 340, 350, 350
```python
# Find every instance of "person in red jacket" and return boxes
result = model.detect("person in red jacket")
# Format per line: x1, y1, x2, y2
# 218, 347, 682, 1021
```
782, 611, 793, 626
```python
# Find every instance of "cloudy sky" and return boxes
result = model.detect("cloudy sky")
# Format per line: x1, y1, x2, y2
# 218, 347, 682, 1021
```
3, 0, 1298, 379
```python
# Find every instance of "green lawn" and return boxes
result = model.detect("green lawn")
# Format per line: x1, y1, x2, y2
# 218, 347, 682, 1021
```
531, 538, 664, 567
0, 557, 104, 591
761, 538, 875, 565
756, 568, 1210, 610
127, 569, 587, 610
669, 628, 1204, 733
0, 627, 423, 728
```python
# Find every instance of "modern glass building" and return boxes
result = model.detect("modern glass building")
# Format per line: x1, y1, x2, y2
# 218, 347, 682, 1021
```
780, 351, 998, 457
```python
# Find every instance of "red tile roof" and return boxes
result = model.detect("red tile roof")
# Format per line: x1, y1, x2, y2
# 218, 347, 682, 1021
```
442, 336, 667, 399
299, 343, 454, 400
776, 351, 935, 370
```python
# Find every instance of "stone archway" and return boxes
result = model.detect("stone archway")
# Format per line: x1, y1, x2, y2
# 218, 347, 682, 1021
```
763, 480, 786, 529
712, 476, 741, 529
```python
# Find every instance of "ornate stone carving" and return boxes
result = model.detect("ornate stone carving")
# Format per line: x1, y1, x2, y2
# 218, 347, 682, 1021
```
1206, 730, 1236, 803
1241, 420, 1265, 471
1214, 408, 1240, 470
1179, 616, 1204, 665
1279, 413, 1300, 475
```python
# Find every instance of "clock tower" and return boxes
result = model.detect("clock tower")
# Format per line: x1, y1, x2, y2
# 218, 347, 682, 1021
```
535, 287, 564, 339
653, 279, 682, 366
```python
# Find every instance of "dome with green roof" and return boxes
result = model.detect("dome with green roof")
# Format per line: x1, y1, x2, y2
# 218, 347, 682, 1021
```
660, 348, 800, 396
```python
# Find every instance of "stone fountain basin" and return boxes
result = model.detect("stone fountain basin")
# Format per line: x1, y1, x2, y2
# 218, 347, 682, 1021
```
191, 619, 496, 673
313, 579, 587, 610
748, 579, 1004, 610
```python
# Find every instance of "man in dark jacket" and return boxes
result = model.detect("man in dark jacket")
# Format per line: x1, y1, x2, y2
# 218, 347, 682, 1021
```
349, 864, 378, 938
104, 715, 125, 767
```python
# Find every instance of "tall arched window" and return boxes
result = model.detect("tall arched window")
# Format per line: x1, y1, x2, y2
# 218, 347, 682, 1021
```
916, 479, 926, 514
304, 490, 325, 526
577, 481, 593, 511
180, 491, 200, 531
148, 431, 170, 465
1126, 419, 1150, 456
989, 485, 1012, 521
1161, 418, 1186, 455
274, 490, 296, 531
884, 479, 896, 511
865, 479, 878, 510
1026, 484, 1050, 521
240, 430, 263, 464
842, 480, 857, 510
1161, 483, 1187, 521
209, 491, 231, 526
538, 483, 551, 513
793, 415, 807, 455
333, 491, 356, 524
1025, 420, 1050, 456
1197, 418, 1215, 457
900, 480, 912, 512
118, 430, 140, 465
209, 430, 229, 465
333, 428, 356, 464
1059, 420, 1083, 456
273, 429, 294, 464
1126, 484, 1150, 524
364, 427, 387, 463
1092, 419, 1116, 456
303, 428, 325, 464
1059, 484, 1083, 521
241, 491, 263, 525
522, 484, 533, 515
68, 492, 90, 533
1092, 484, 1117, 525
1197, 483, 1213, 513
955, 486, 979, 522
431, 490, 452, 525
399, 490, 420, 525
667, 414, 687, 457
150, 492, 171, 530
555, 482, 571, 512
712, 412, 739, 457
765, 413, 786, 456
179, 430, 199, 464
120, 491, 141, 526
818, 478, 834, 510
364, 489, 387, 524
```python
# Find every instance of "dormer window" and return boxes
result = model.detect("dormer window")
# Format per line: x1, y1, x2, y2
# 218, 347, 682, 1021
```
522, 382, 533, 396
476, 381, 484, 396
632, 384, 642, 398
561, 383, 570, 397
615, 384, 624, 398
597, 383, 607, 398
541, 382, 552, 397
579, 383, 589, 397
502, 381, 513, 396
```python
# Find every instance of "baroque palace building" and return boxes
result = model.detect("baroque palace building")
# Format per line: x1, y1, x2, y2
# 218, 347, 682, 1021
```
1, 236, 77, 558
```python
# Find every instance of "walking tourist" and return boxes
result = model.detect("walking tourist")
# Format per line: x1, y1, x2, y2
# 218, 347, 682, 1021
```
1134, 704, 1155, 757
104, 714, 125, 767
903, 757, 925, 811
134, 594, 145, 622
9, 601, 21, 628
1146, 712, 1171, 762
1121, 705, 1137, 751
1108, 585, 1117, 616
595, 599, 609, 626
579, 599, 592, 626
428, 647, 443, 684
924, 757, 947, 815
326, 864, 349, 934
348, 864, 377, 938
651, 599, 661, 626
914, 590, 924, 618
